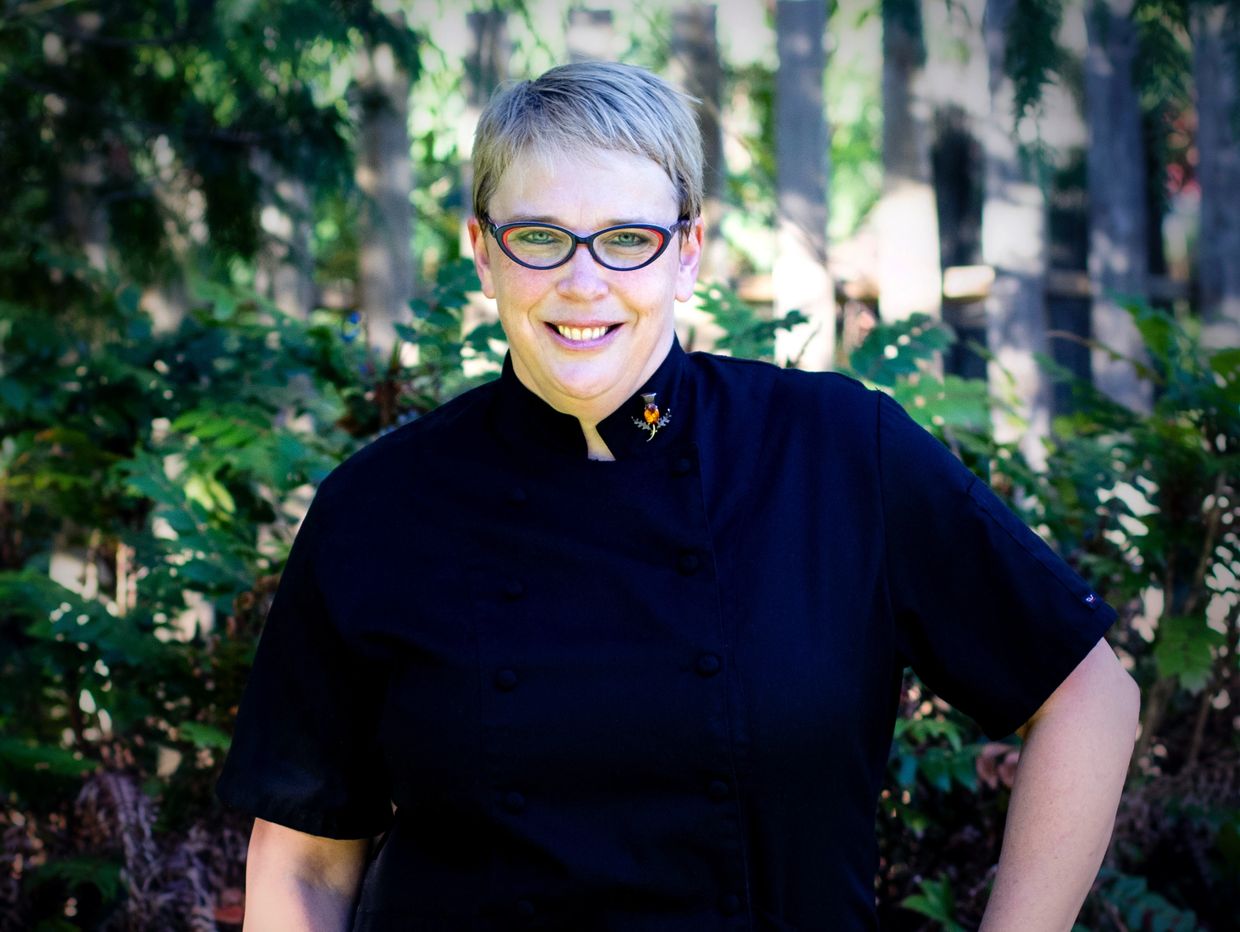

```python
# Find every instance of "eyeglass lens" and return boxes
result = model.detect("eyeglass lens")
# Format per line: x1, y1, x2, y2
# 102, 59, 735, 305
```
500, 225, 668, 270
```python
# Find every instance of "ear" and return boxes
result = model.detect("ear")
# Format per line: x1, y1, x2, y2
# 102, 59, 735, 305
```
674, 217, 705, 303
468, 217, 497, 300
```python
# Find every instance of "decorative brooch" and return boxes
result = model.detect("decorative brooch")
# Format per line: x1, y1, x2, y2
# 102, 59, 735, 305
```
632, 392, 671, 441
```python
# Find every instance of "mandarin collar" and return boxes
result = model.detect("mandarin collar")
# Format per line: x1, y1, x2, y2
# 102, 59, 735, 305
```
491, 337, 688, 462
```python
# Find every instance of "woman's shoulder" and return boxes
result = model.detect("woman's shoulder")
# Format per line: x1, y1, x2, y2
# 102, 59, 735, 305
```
687, 350, 880, 421
314, 379, 499, 509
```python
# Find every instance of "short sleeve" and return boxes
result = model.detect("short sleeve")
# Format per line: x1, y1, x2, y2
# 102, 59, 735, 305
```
877, 391, 1117, 739
216, 485, 392, 839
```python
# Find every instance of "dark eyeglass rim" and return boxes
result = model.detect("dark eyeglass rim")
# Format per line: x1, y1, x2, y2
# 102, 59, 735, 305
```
480, 216, 691, 271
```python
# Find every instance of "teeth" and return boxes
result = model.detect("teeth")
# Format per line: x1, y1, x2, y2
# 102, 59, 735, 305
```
556, 325, 609, 341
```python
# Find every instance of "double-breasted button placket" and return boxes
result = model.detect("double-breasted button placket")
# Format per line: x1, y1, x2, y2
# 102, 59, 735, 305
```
466, 360, 753, 928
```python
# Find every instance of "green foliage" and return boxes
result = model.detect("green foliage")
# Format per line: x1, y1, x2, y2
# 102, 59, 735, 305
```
395, 258, 502, 411
1092, 868, 1200, 931
1153, 614, 1225, 692
694, 282, 806, 361
1005, 0, 1065, 125
1133, 0, 1196, 216
27, 857, 123, 905
847, 313, 993, 437
891, 716, 981, 796
0, 0, 419, 304
849, 312, 952, 384
902, 875, 968, 932
0, 245, 497, 925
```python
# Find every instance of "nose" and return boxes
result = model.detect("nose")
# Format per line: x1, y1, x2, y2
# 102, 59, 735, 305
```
555, 243, 609, 301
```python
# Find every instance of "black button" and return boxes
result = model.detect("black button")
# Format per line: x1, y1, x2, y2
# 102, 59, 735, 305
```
707, 779, 730, 801
514, 899, 535, 918
502, 790, 526, 813
695, 653, 722, 677
720, 893, 742, 915
677, 550, 702, 575
671, 453, 694, 476
494, 668, 519, 691
508, 487, 528, 505
503, 579, 525, 600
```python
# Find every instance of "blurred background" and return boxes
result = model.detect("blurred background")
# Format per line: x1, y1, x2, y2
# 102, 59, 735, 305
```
0, 0, 1237, 929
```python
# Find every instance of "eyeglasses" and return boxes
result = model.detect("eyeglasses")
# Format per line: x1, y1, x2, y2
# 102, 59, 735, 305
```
481, 216, 690, 271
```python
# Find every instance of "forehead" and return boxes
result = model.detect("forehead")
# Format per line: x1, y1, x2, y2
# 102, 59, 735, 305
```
488, 147, 679, 225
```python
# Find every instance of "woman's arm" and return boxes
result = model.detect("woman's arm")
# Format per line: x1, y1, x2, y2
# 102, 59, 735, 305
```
979, 638, 1140, 931
242, 818, 371, 932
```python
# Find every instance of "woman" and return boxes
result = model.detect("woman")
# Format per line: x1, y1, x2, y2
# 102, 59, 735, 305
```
218, 62, 1139, 931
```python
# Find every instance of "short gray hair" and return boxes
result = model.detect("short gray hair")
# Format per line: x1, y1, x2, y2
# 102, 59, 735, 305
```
472, 61, 704, 226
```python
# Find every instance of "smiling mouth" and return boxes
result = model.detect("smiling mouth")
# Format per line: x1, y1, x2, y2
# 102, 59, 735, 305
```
547, 323, 622, 344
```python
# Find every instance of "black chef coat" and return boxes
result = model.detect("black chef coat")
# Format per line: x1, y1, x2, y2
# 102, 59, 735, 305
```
217, 338, 1117, 931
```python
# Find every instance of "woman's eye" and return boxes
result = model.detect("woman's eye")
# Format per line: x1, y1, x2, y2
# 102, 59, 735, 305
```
514, 229, 560, 245
606, 230, 655, 248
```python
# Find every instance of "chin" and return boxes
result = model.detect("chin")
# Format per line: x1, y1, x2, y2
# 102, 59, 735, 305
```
551, 371, 621, 402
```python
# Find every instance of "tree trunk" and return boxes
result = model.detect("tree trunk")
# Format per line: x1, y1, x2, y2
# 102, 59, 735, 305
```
774, 0, 834, 371
567, 8, 616, 62
922, 0, 989, 380
462, 8, 510, 254
1192, 1, 1240, 348
878, 0, 942, 324
252, 148, 315, 317
355, 28, 415, 359
143, 133, 200, 333
466, 8, 509, 108
980, 0, 1054, 468
1084, 0, 1152, 411
62, 154, 109, 274
669, 3, 728, 283
1042, 4, 1095, 415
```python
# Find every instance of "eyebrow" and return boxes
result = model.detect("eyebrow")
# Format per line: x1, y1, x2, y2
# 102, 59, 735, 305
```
498, 214, 659, 228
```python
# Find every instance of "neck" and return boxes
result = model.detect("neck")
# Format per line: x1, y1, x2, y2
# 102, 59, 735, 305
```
581, 421, 616, 461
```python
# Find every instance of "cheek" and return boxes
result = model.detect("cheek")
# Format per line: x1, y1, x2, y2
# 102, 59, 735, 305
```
504, 275, 540, 301
492, 274, 546, 325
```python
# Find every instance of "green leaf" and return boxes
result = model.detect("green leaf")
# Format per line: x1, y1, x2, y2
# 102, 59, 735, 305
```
1208, 347, 1240, 380
901, 876, 966, 931
1129, 303, 1177, 363
950, 748, 979, 791
30, 856, 123, 901
0, 736, 95, 776
919, 749, 953, 793
1153, 615, 1225, 693
178, 721, 232, 750
0, 376, 31, 412
34, 919, 82, 932
849, 313, 953, 386
896, 753, 918, 788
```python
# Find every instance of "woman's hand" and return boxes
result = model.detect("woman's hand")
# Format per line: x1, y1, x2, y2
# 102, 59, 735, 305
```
979, 637, 1140, 931
242, 817, 371, 932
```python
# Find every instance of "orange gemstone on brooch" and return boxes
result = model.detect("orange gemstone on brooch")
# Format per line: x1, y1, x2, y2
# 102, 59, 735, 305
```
633, 392, 671, 441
